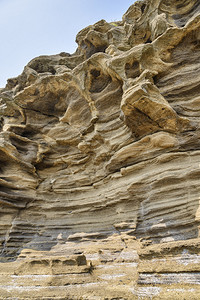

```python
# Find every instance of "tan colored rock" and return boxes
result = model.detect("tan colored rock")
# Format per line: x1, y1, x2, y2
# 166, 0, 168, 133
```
1, 0, 200, 299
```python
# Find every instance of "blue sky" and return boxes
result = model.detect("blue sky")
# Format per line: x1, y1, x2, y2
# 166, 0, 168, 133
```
0, 0, 135, 88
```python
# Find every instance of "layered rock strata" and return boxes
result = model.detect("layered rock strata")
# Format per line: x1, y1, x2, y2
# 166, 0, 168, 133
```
1, 0, 200, 298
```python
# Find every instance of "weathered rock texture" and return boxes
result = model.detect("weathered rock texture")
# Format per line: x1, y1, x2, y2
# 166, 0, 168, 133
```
1, 0, 200, 298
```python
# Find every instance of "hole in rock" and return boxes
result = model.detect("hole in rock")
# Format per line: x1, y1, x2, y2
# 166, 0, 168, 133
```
89, 69, 112, 93
141, 4, 146, 13
83, 39, 108, 59
125, 61, 140, 78
90, 69, 100, 78
145, 37, 152, 43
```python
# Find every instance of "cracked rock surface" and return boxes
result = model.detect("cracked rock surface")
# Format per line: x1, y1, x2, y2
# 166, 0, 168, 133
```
1, 0, 200, 299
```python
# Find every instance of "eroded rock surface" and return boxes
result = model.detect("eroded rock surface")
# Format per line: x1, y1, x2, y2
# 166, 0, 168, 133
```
1, 0, 200, 299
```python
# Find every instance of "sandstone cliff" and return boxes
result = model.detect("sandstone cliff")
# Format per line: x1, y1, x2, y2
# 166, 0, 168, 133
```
1, 0, 200, 299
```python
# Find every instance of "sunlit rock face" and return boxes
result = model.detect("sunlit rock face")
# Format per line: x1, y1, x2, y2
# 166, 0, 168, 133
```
1, 0, 200, 298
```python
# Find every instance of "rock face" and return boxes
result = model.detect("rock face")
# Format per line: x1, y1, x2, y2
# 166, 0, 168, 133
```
1, 0, 200, 298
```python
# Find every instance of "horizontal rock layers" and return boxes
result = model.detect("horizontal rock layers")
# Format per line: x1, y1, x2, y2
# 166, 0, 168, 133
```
1, 0, 200, 298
